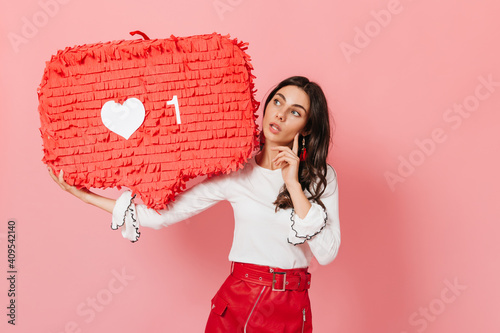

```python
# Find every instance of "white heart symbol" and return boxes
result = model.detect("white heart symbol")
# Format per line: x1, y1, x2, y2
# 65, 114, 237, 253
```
100, 98, 145, 140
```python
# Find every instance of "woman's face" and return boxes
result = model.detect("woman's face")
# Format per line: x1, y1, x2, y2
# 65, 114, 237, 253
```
262, 85, 310, 147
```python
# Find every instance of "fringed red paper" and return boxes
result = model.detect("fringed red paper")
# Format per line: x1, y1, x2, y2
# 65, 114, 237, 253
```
38, 32, 260, 210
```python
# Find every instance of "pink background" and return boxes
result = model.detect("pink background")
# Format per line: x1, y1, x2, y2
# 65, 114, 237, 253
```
1, 0, 499, 332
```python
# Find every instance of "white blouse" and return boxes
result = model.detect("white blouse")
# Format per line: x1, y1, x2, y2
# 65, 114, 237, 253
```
111, 157, 341, 269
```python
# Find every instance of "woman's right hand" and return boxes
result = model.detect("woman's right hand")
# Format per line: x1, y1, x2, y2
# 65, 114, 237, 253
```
48, 167, 116, 213
48, 167, 90, 203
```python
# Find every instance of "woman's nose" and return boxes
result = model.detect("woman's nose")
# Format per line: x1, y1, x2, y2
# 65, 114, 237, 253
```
275, 110, 285, 121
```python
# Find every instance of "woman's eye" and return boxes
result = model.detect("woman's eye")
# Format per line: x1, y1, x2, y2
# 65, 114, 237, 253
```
291, 110, 300, 116
273, 98, 281, 105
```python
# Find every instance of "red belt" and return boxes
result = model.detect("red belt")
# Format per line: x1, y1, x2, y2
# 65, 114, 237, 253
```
231, 262, 311, 292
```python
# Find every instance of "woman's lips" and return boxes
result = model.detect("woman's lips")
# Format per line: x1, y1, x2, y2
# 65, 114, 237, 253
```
269, 122, 281, 134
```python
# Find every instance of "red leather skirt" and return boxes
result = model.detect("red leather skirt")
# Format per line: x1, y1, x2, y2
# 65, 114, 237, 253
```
205, 262, 312, 333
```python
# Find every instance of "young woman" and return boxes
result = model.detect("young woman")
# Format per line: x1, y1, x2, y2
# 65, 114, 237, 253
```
49, 76, 341, 332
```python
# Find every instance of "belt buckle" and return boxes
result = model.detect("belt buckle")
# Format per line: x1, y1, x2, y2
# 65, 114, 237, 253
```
272, 272, 286, 291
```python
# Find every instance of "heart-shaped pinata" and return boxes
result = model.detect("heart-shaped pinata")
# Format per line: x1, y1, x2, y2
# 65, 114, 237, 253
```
38, 32, 260, 210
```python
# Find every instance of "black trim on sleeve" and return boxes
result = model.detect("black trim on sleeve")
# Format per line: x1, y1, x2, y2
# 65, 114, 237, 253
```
287, 208, 328, 246
111, 193, 140, 242
124, 194, 140, 243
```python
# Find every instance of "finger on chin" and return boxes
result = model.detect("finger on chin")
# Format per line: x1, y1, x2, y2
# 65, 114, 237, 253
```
292, 134, 299, 154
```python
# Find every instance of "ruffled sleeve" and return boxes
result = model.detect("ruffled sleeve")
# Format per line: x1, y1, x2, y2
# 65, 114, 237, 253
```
110, 172, 230, 242
287, 165, 341, 265
111, 191, 140, 242
287, 204, 328, 245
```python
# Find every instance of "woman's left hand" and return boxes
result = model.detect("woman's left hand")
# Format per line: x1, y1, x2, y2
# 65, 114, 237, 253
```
271, 133, 301, 187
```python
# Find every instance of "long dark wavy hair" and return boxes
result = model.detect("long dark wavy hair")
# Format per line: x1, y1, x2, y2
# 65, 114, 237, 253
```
262, 76, 333, 211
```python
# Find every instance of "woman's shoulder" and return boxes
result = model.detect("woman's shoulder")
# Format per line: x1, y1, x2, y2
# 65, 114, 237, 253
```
321, 163, 339, 196
326, 163, 338, 183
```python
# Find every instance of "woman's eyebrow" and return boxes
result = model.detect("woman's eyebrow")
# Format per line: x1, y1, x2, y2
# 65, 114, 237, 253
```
276, 93, 307, 113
